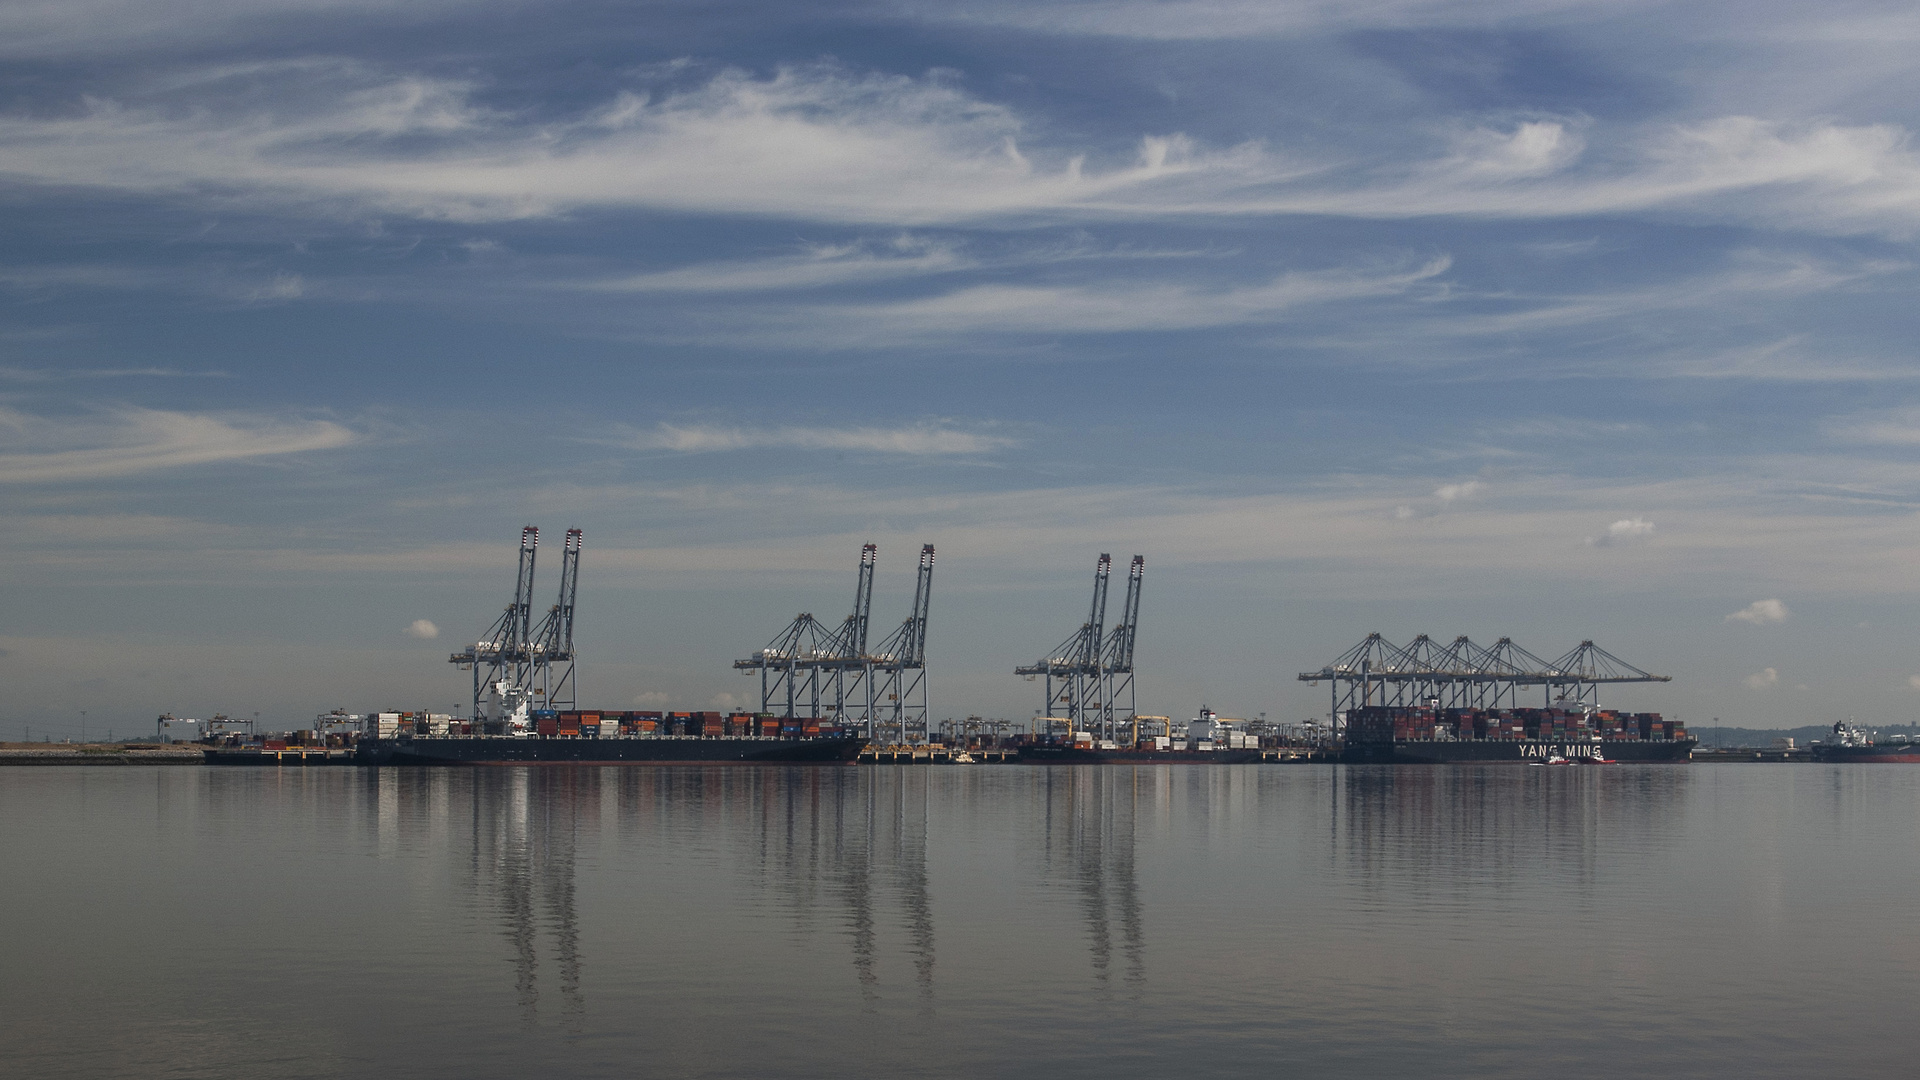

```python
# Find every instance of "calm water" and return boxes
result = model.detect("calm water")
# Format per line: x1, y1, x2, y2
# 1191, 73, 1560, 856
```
3, 764, 1916, 1078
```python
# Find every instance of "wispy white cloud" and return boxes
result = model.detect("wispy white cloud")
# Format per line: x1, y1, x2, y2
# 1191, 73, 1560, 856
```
249, 273, 305, 301
0, 406, 355, 482
0, 0, 508, 57
0, 365, 231, 382
787, 257, 1453, 341
1160, 115, 1920, 236
1828, 407, 1920, 445
1745, 666, 1780, 689
1725, 598, 1789, 625
628, 422, 1017, 456
576, 233, 1222, 294
583, 235, 972, 293
405, 618, 439, 639
8, 460, 1920, 607
0, 513, 244, 543
907, 0, 1658, 40
0, 62, 1246, 225
1303, 250, 1917, 381
6, 61, 1920, 236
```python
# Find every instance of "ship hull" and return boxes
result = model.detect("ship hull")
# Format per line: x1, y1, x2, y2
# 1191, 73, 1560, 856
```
354, 736, 865, 766
1341, 739, 1695, 764
1810, 747, 1920, 763
1017, 746, 1267, 764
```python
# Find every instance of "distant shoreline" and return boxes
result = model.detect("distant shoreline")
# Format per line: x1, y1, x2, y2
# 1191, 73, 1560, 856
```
0, 743, 204, 765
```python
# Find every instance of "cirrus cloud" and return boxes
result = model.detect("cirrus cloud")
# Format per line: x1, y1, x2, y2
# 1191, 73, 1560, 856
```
628, 421, 1017, 456
0, 406, 355, 483
3, 61, 1920, 237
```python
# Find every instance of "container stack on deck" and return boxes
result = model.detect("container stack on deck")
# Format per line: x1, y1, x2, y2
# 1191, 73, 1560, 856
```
1348, 706, 1686, 743
524, 711, 845, 739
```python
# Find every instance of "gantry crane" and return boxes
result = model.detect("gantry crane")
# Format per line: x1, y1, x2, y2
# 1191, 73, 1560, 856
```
1019, 554, 1135, 739
530, 528, 582, 712
735, 543, 935, 743
450, 526, 541, 732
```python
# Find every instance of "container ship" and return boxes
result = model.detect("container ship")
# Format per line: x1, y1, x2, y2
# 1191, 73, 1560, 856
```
1339, 706, 1694, 763
1809, 721, 1920, 763
354, 710, 864, 766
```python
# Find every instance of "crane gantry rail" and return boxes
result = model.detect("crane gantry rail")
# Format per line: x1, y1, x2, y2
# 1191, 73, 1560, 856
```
1297, 632, 1670, 717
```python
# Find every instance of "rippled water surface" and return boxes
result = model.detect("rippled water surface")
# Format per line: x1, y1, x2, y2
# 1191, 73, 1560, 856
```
4, 764, 1917, 1078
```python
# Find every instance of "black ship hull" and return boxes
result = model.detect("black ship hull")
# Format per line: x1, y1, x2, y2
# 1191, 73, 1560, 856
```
1809, 746, 1920, 763
1342, 739, 1695, 764
1017, 746, 1267, 764
354, 735, 865, 766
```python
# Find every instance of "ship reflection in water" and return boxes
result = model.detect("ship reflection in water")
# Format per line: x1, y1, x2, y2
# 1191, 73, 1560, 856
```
320, 763, 1920, 1078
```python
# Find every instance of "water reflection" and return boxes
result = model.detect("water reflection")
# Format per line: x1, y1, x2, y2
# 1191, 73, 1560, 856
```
361, 764, 1690, 1028
1039, 768, 1147, 990
370, 769, 595, 1030
21, 759, 1920, 1080
469, 768, 586, 1031
1331, 766, 1691, 905
726, 768, 939, 1009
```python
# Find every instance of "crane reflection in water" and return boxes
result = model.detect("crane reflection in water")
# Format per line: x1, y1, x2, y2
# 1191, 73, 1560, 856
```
367, 764, 1162, 1023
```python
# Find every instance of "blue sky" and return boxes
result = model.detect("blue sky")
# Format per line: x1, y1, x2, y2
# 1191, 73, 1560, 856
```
6, 0, 1920, 736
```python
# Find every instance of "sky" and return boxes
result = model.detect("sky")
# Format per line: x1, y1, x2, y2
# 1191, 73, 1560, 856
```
6, 0, 1920, 737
